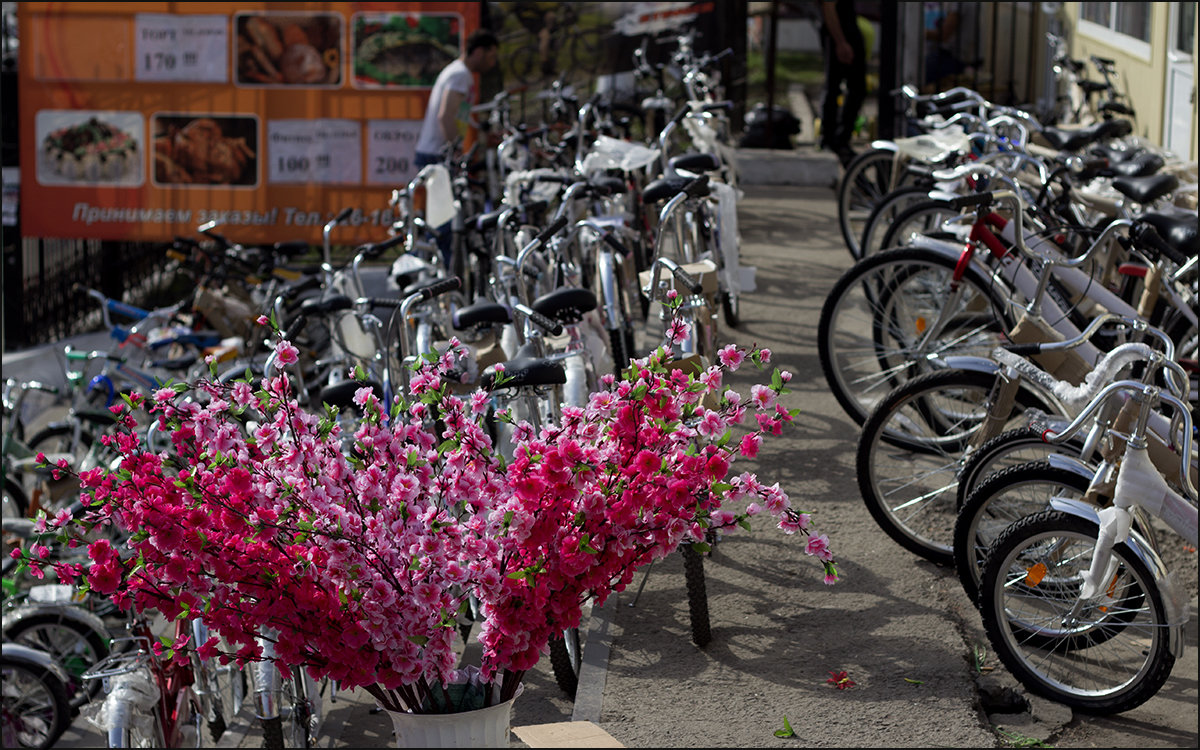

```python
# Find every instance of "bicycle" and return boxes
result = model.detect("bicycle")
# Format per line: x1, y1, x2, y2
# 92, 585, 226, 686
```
849, 204, 1195, 566
2, 641, 73, 750
81, 609, 238, 747
819, 187, 1197, 428
977, 378, 1196, 713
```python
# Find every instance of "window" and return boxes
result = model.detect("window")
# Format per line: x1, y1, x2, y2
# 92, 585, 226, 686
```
1078, 2, 1152, 60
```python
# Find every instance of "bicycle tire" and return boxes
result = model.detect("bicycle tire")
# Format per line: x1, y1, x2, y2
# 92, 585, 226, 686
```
855, 368, 1056, 565
838, 149, 928, 258
818, 246, 1017, 426
979, 510, 1175, 713
261, 716, 286, 750
4, 612, 111, 709
3, 476, 29, 521
681, 543, 712, 647
877, 197, 969, 252
954, 427, 1087, 509
953, 461, 1090, 603
1, 651, 72, 750
855, 184, 931, 261
549, 628, 582, 698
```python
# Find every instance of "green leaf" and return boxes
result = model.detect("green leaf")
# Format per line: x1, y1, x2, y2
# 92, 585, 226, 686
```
903, 677, 924, 685
772, 369, 783, 390
774, 716, 795, 738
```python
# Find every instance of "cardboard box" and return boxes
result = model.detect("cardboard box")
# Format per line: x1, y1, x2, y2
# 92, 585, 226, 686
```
512, 721, 625, 748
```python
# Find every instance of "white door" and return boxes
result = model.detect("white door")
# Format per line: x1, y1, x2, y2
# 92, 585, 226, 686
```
1163, 2, 1196, 159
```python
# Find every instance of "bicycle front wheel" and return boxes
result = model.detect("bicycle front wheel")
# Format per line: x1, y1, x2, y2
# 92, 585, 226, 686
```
1, 652, 72, 750
855, 368, 1056, 565
819, 246, 1016, 426
953, 461, 1091, 603
549, 628, 582, 698
979, 510, 1175, 713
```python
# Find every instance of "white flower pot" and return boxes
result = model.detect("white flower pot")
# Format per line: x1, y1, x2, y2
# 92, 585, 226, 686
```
383, 686, 521, 748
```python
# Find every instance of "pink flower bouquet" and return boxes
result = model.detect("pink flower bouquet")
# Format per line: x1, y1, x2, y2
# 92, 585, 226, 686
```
21, 325, 836, 715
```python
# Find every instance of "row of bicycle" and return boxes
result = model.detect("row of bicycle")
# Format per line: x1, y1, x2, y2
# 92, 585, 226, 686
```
1, 30, 747, 750
817, 80, 1197, 714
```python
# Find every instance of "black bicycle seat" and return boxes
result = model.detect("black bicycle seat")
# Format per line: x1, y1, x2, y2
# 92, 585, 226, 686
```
1111, 173, 1180, 205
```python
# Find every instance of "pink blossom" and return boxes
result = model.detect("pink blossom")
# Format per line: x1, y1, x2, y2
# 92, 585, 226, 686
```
717, 345, 745, 370
739, 433, 761, 458
274, 340, 299, 366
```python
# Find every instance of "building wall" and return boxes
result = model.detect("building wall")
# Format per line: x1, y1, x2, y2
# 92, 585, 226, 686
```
1063, 2, 1198, 160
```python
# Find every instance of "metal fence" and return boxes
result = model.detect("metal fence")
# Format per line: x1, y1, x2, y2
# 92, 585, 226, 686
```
3, 237, 174, 351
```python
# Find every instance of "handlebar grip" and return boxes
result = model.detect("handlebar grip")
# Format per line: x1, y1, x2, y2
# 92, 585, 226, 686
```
366, 297, 402, 308
526, 307, 563, 337
670, 103, 691, 126
536, 215, 569, 245
166, 249, 188, 263
949, 191, 994, 210
359, 233, 407, 259
1132, 222, 1187, 266
672, 266, 704, 295
416, 276, 462, 301
283, 314, 307, 342
282, 275, 322, 300
1002, 342, 1043, 356
704, 100, 734, 112
333, 206, 354, 223
602, 232, 630, 257
683, 174, 711, 198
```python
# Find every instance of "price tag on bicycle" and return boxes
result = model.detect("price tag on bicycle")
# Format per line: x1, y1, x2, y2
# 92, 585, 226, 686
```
135, 14, 227, 83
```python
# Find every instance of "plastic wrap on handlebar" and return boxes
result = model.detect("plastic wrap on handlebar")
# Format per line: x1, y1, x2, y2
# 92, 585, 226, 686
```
417, 276, 462, 301
1132, 222, 1188, 266
949, 191, 994, 209
536, 215, 569, 245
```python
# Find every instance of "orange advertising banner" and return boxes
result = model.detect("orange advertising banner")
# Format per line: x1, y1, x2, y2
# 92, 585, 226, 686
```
18, 2, 480, 245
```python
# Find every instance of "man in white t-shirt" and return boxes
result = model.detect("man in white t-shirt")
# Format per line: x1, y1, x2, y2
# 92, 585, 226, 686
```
415, 29, 500, 168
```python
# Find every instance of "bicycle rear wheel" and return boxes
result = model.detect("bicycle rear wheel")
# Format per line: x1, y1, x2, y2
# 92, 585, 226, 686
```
979, 511, 1175, 714
819, 246, 1016, 426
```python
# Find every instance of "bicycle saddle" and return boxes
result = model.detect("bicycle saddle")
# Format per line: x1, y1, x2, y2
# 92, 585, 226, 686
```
480, 342, 565, 390
1137, 211, 1200, 259
299, 294, 353, 316
317, 379, 383, 412
641, 175, 711, 203
1040, 118, 1131, 151
531, 287, 597, 325
1111, 173, 1180, 205
669, 152, 722, 175
1093, 150, 1164, 178
452, 300, 512, 331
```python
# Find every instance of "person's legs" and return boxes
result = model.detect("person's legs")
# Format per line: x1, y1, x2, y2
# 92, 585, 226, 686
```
836, 27, 868, 163
820, 33, 847, 152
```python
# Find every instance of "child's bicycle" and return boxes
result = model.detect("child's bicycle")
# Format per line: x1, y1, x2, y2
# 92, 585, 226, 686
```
977, 378, 1196, 713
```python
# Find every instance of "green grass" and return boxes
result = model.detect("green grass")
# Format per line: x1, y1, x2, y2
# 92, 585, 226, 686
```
745, 48, 825, 108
